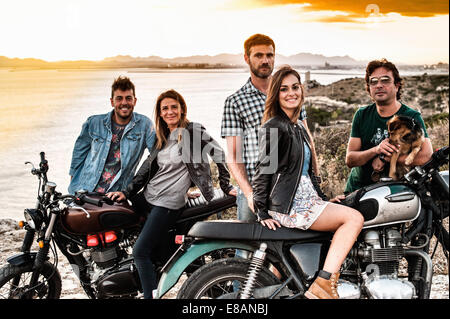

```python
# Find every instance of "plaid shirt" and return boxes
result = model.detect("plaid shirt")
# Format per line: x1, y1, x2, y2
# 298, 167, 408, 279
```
221, 77, 307, 182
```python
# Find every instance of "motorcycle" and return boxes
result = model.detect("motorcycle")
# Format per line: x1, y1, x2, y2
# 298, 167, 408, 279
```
0, 152, 236, 299
154, 146, 449, 299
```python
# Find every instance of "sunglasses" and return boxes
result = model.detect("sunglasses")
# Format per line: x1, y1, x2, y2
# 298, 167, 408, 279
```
369, 76, 393, 86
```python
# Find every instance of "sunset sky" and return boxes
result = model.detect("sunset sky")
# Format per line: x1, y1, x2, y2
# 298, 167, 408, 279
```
1, 0, 448, 64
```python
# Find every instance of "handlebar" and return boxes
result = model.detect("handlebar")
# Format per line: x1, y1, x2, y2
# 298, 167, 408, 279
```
75, 193, 103, 207
46, 193, 116, 211
26, 152, 49, 181
404, 146, 449, 183
102, 196, 115, 205
432, 146, 449, 163
26, 152, 120, 214
421, 146, 449, 172
72, 192, 116, 207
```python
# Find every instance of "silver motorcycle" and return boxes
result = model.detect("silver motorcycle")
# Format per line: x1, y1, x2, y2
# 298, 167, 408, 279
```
154, 146, 449, 299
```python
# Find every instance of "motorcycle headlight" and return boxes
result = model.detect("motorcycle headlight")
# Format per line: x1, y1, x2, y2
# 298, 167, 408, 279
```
24, 209, 43, 230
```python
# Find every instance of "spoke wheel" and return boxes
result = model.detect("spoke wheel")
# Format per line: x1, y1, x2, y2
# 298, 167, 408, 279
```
178, 258, 279, 299
0, 262, 61, 299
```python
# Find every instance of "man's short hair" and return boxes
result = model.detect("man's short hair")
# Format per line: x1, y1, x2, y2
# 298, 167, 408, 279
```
365, 58, 402, 100
244, 34, 275, 57
111, 76, 135, 98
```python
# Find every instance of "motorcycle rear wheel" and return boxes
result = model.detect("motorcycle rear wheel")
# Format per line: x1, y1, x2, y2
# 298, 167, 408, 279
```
0, 262, 62, 299
177, 258, 279, 299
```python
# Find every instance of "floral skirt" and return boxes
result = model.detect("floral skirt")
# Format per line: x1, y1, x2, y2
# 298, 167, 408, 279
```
269, 175, 329, 230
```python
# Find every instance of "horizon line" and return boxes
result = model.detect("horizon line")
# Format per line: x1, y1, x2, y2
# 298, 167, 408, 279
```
1, 53, 448, 66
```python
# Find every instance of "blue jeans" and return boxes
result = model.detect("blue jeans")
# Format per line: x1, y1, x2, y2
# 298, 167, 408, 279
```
235, 188, 257, 259
132, 199, 181, 299
237, 187, 257, 222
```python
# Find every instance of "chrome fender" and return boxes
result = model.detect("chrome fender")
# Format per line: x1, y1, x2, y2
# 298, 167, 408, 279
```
154, 241, 254, 299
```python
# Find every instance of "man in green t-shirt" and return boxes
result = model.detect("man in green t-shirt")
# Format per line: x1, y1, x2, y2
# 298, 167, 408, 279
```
345, 59, 433, 193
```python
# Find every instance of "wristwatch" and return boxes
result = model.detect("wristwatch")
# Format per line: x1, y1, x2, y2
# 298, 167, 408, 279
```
378, 154, 387, 163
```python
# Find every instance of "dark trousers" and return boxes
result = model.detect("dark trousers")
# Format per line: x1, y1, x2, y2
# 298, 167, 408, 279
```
131, 193, 181, 299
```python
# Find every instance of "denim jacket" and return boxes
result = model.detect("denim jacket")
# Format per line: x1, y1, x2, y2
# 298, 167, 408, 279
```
68, 111, 156, 194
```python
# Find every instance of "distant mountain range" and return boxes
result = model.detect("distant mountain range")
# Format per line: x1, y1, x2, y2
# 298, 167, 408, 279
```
103, 53, 367, 66
1, 54, 447, 70
0, 53, 368, 69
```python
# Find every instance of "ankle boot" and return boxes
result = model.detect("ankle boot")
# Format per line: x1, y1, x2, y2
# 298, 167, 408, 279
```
304, 272, 340, 299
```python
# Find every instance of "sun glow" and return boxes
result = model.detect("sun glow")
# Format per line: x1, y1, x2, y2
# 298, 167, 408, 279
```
0, 0, 448, 64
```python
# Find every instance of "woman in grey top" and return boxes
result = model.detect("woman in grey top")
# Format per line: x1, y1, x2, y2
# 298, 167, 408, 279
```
106, 89, 236, 298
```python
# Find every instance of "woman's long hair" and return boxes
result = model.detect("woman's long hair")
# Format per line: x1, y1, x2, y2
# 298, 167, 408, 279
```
262, 65, 304, 124
154, 89, 190, 149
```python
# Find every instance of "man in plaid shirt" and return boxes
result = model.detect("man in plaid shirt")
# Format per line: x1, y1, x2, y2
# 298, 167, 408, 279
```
221, 34, 317, 225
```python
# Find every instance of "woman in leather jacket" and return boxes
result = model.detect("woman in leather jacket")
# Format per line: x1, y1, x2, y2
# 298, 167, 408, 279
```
252, 66, 364, 299
106, 89, 236, 298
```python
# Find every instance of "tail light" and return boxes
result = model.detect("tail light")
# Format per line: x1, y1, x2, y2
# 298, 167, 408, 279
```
87, 234, 100, 247
104, 231, 118, 243
87, 231, 117, 247
175, 235, 185, 245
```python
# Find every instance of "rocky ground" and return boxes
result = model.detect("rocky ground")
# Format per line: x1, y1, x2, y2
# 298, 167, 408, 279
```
302, 74, 449, 132
0, 218, 448, 299
306, 74, 449, 116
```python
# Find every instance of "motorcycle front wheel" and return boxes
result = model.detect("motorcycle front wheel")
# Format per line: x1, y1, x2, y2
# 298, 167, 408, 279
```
0, 261, 62, 299
177, 258, 279, 299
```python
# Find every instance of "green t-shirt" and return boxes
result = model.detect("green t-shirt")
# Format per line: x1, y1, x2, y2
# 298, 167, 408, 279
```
344, 103, 428, 194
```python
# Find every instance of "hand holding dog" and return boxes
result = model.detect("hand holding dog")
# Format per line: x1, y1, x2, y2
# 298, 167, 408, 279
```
376, 138, 399, 157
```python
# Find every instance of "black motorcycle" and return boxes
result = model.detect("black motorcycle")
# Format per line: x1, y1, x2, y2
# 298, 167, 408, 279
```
0, 152, 235, 299
154, 146, 449, 299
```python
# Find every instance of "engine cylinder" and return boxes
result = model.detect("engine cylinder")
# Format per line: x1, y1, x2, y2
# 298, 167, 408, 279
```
91, 247, 118, 268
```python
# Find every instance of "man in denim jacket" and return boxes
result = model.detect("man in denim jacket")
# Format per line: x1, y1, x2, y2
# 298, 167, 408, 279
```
69, 76, 156, 194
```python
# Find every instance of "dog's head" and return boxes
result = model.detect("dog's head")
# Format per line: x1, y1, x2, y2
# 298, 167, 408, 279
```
387, 115, 423, 144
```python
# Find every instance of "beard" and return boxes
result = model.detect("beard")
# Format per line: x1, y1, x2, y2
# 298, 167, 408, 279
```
116, 112, 132, 120
249, 62, 273, 79
372, 93, 394, 106
114, 105, 134, 121
371, 86, 398, 106
375, 98, 390, 106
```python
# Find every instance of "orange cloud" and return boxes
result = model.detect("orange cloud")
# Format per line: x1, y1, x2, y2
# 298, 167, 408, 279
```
232, 0, 448, 20
311, 14, 365, 24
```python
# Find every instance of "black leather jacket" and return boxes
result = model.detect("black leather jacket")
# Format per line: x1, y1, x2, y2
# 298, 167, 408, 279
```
252, 111, 327, 220
123, 122, 233, 202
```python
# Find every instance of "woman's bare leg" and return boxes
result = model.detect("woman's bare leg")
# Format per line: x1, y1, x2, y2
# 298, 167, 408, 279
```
309, 203, 364, 273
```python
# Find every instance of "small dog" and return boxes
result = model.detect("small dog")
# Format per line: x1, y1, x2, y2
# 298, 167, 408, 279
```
386, 115, 424, 180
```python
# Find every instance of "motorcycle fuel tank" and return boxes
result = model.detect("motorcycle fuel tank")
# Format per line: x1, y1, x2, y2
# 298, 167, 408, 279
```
61, 199, 140, 234
356, 184, 420, 228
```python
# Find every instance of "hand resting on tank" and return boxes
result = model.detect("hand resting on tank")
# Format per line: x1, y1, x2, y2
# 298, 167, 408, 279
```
105, 191, 127, 202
